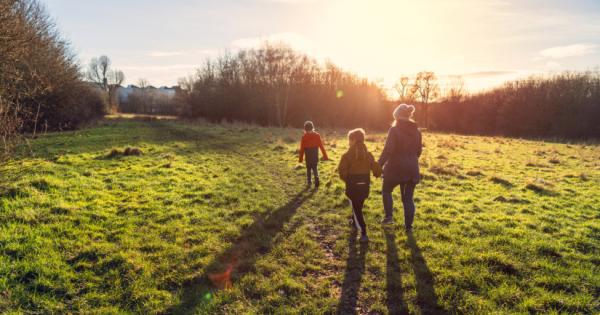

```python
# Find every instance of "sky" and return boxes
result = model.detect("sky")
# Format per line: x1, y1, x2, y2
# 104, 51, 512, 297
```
43, 0, 600, 94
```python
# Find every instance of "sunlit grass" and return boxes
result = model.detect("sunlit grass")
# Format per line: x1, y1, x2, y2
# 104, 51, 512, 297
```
1, 119, 598, 314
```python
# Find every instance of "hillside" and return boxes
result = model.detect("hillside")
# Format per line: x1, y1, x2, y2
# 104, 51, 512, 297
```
1, 118, 598, 314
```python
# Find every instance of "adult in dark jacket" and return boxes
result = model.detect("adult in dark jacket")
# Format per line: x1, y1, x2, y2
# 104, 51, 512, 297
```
378, 104, 422, 230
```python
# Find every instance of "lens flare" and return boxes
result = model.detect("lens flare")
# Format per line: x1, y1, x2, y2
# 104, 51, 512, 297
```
208, 257, 238, 290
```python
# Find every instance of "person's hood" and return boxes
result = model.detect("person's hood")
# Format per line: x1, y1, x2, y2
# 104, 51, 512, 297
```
395, 119, 419, 135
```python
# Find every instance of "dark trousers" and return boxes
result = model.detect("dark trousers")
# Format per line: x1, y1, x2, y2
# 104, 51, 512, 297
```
382, 179, 416, 229
346, 176, 370, 236
306, 164, 319, 184
350, 198, 367, 236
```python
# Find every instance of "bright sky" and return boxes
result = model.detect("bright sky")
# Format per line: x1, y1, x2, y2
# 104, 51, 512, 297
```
44, 0, 600, 93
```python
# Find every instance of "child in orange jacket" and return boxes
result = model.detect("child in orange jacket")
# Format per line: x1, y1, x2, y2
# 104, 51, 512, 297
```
299, 121, 328, 187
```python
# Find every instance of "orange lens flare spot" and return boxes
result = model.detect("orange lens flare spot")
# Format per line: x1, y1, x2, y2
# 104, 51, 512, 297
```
208, 262, 235, 289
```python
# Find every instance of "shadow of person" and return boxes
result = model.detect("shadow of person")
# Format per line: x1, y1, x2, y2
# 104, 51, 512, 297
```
384, 227, 409, 315
337, 229, 368, 315
168, 188, 314, 314
406, 231, 448, 315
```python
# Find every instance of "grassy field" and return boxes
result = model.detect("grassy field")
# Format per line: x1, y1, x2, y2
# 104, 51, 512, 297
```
1, 118, 598, 314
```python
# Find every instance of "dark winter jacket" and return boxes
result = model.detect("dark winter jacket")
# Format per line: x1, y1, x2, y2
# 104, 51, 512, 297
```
338, 142, 382, 182
378, 120, 422, 183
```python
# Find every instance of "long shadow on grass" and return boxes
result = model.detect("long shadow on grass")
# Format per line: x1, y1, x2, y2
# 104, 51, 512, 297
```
337, 229, 368, 314
406, 231, 448, 315
168, 188, 314, 314
384, 228, 409, 315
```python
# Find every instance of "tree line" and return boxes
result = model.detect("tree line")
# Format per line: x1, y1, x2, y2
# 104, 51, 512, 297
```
1, 0, 105, 158
177, 43, 391, 129
429, 72, 600, 139
177, 45, 599, 140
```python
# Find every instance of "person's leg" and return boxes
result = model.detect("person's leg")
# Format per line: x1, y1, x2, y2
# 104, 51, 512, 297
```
313, 165, 320, 187
382, 178, 397, 222
348, 199, 357, 228
351, 198, 367, 235
306, 164, 312, 185
400, 182, 416, 230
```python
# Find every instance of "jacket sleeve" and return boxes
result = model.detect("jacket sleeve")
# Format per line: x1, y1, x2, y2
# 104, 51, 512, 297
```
337, 153, 349, 182
370, 152, 382, 178
417, 130, 422, 158
378, 128, 395, 166
318, 135, 329, 159
299, 135, 306, 162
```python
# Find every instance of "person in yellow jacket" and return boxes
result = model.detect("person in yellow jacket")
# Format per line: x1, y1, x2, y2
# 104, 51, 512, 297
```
338, 128, 382, 242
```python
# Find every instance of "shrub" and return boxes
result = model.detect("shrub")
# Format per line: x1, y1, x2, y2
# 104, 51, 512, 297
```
0, 0, 106, 158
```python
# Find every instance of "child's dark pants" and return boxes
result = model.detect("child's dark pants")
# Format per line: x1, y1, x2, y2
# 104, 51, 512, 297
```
306, 164, 319, 185
305, 147, 320, 185
346, 174, 370, 236
349, 197, 367, 235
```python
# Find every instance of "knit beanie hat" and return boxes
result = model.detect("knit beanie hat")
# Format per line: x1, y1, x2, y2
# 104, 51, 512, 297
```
393, 104, 415, 120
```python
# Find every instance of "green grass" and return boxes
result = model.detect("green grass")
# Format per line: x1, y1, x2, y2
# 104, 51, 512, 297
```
1, 118, 599, 314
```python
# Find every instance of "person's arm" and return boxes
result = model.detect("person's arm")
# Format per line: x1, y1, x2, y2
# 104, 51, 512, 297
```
338, 153, 349, 182
370, 152, 382, 178
378, 128, 395, 166
417, 130, 423, 158
318, 134, 329, 160
299, 136, 306, 163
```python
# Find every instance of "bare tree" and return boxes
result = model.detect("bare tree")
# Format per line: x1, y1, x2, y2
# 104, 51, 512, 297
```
394, 76, 414, 102
445, 76, 465, 103
137, 78, 149, 89
86, 56, 111, 90
107, 70, 125, 112
86, 56, 125, 112
412, 71, 440, 128
136, 78, 149, 112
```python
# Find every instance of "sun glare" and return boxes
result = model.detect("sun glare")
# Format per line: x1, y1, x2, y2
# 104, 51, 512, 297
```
309, 0, 507, 91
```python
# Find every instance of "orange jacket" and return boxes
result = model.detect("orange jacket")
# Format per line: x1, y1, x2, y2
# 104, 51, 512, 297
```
299, 131, 328, 162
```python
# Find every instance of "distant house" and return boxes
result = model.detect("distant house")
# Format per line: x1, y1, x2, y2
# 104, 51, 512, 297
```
158, 86, 177, 97
116, 84, 181, 115
117, 85, 177, 104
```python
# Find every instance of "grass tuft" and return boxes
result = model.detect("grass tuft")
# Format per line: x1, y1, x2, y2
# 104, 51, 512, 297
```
466, 170, 484, 176
106, 147, 143, 158
525, 181, 558, 196
429, 164, 460, 177
491, 176, 513, 187
30, 179, 51, 191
